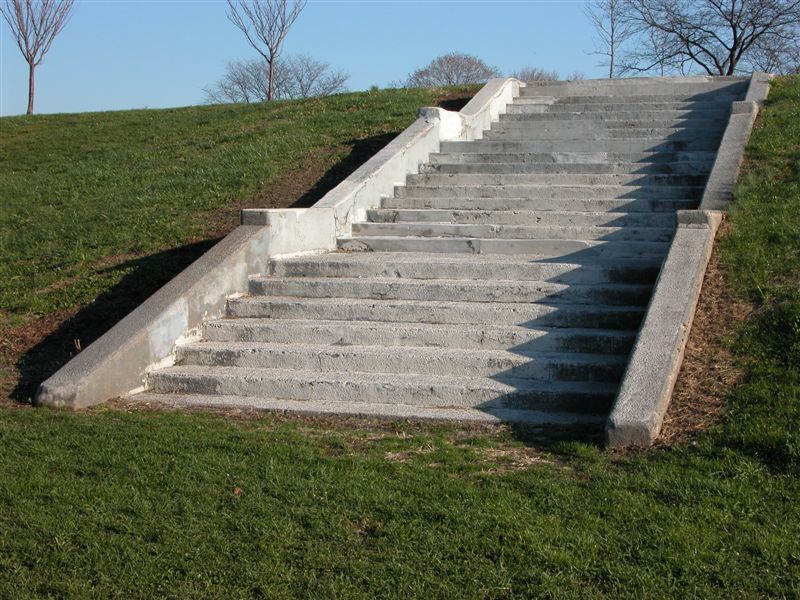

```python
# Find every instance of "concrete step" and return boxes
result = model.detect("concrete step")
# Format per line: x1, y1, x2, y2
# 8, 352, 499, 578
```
227, 296, 646, 329
350, 222, 674, 243
510, 101, 733, 113
270, 252, 662, 283
482, 128, 723, 141
146, 365, 618, 412
441, 139, 722, 152
395, 184, 704, 200
519, 81, 746, 97
177, 342, 628, 383
490, 120, 726, 133
337, 236, 669, 258
367, 208, 676, 228
204, 318, 639, 354
423, 161, 713, 175
406, 172, 707, 187
132, 393, 609, 427
382, 196, 697, 212
249, 275, 654, 306
428, 151, 718, 164
500, 110, 729, 122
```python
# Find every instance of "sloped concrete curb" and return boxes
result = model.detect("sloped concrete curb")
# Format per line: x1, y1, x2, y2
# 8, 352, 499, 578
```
36, 79, 522, 409
701, 72, 772, 211
605, 72, 772, 447
605, 210, 723, 447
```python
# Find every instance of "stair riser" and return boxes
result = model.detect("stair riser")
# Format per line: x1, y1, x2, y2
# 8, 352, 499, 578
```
423, 162, 713, 175
509, 103, 732, 113
382, 197, 696, 212
395, 185, 702, 199
441, 140, 722, 152
406, 173, 707, 186
177, 346, 626, 383
350, 222, 674, 242
500, 111, 728, 121
489, 121, 726, 133
482, 129, 723, 141
272, 257, 661, 283
147, 371, 614, 412
429, 151, 717, 164
227, 299, 645, 329
337, 237, 669, 258
367, 209, 675, 228
204, 320, 637, 354
249, 278, 653, 306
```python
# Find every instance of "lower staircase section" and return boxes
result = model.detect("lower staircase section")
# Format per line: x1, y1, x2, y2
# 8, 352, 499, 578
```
134, 76, 746, 433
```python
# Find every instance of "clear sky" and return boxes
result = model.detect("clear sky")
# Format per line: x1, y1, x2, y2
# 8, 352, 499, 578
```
0, 0, 602, 117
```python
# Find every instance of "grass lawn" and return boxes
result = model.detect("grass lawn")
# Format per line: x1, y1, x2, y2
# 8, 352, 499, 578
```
1, 79, 799, 598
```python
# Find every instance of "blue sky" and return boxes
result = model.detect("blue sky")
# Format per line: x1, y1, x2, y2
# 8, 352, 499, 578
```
0, 0, 601, 116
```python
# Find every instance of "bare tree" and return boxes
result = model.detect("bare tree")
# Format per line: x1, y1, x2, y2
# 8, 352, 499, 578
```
203, 60, 267, 104
0, 0, 74, 115
203, 55, 348, 104
226, 0, 307, 101
405, 53, 500, 87
566, 71, 588, 80
283, 54, 348, 98
585, 0, 636, 77
511, 66, 560, 81
621, 0, 800, 75
748, 32, 800, 73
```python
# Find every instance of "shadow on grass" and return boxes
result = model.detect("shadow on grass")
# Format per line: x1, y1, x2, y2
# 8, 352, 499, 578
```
291, 132, 399, 208
11, 239, 220, 405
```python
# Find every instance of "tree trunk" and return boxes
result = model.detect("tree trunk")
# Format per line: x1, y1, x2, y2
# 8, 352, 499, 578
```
27, 63, 35, 115
267, 60, 274, 101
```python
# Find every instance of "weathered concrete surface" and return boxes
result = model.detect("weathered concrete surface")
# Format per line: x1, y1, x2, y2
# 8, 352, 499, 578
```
203, 318, 637, 354
605, 210, 723, 447
147, 366, 616, 411
132, 393, 606, 427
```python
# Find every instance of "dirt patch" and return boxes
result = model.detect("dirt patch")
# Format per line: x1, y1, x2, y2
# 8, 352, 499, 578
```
0, 310, 76, 407
656, 220, 753, 446
470, 446, 556, 473
435, 92, 476, 112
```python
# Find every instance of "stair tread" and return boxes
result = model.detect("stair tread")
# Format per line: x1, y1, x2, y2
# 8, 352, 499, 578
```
208, 317, 638, 337
151, 364, 620, 393
274, 250, 659, 264
132, 393, 608, 425
184, 340, 629, 363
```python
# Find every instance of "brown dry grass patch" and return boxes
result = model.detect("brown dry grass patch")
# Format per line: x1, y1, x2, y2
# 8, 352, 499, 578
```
657, 220, 753, 446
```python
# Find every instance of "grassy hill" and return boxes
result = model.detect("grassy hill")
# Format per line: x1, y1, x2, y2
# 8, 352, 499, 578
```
0, 79, 798, 598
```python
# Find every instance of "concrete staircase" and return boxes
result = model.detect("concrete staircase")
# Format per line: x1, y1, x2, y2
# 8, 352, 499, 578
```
136, 77, 748, 431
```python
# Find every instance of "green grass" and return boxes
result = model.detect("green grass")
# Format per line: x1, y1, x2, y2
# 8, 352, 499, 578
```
1, 79, 799, 598
0, 88, 459, 321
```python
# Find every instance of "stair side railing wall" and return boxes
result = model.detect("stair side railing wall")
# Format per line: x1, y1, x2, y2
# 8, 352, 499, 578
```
605, 72, 773, 447
36, 78, 523, 409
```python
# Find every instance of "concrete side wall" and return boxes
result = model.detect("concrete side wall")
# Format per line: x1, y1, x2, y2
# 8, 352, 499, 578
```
606, 211, 723, 447
36, 78, 523, 409
606, 72, 772, 447
701, 73, 773, 211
